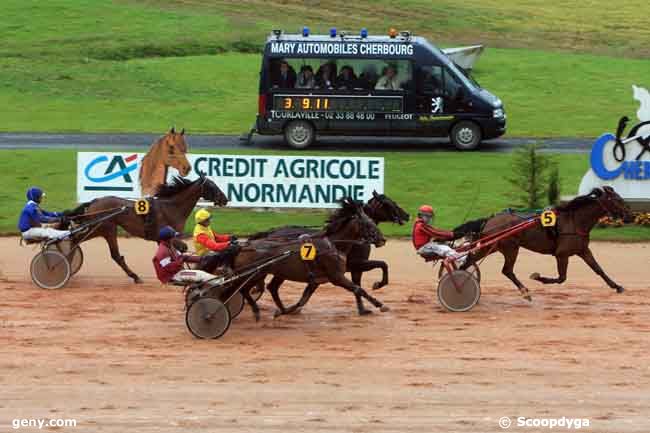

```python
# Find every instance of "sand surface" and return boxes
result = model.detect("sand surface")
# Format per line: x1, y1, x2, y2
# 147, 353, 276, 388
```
1, 238, 649, 432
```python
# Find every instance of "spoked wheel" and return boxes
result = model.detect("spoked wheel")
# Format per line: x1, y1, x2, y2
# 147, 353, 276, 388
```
438, 262, 481, 283
185, 297, 231, 339
30, 250, 71, 289
249, 280, 265, 302
47, 242, 83, 275
223, 291, 245, 319
437, 269, 481, 312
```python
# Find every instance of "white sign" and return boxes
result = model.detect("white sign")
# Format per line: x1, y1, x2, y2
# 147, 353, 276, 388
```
77, 152, 384, 208
579, 85, 650, 199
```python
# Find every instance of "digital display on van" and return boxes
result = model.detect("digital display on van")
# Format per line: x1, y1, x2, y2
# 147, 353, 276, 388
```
274, 95, 402, 113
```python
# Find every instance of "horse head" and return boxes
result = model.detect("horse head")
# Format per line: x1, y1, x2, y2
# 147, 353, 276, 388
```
594, 186, 632, 221
199, 176, 229, 207
367, 190, 410, 225
162, 127, 191, 176
330, 197, 385, 247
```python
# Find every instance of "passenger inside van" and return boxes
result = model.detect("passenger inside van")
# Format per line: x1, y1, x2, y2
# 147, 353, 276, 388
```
295, 65, 315, 89
336, 65, 357, 89
316, 62, 336, 89
358, 64, 378, 90
271, 60, 296, 89
375, 65, 402, 90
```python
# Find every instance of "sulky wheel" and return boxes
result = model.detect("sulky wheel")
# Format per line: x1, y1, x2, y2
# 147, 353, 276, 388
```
185, 297, 231, 339
30, 249, 71, 290
437, 269, 481, 312
69, 246, 84, 275
438, 262, 481, 284
223, 291, 245, 319
249, 280, 265, 302
47, 242, 83, 275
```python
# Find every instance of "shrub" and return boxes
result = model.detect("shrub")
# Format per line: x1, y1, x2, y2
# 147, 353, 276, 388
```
507, 143, 555, 209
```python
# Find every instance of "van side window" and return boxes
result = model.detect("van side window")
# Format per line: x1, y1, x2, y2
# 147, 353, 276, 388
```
266, 59, 410, 91
416, 65, 443, 96
443, 70, 463, 99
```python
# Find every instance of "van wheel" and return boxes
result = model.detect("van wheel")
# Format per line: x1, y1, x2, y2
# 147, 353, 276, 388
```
450, 121, 481, 150
284, 121, 315, 149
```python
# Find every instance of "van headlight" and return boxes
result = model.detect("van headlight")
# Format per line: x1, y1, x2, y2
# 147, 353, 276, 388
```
493, 108, 504, 119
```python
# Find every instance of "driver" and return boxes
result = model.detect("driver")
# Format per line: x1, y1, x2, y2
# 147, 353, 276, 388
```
412, 205, 465, 264
153, 226, 215, 285
192, 209, 239, 273
18, 187, 71, 241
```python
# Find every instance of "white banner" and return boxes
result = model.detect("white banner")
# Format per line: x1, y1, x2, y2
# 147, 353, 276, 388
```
77, 152, 384, 208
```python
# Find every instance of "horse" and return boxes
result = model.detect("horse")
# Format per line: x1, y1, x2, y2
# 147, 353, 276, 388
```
230, 198, 389, 319
455, 186, 632, 301
139, 128, 192, 196
68, 176, 228, 283
248, 191, 410, 291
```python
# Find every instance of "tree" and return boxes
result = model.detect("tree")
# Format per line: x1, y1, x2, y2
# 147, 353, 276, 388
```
547, 165, 561, 206
506, 143, 555, 209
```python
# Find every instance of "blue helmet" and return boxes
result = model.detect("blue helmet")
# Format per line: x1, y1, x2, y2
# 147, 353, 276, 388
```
26, 187, 43, 203
159, 226, 180, 241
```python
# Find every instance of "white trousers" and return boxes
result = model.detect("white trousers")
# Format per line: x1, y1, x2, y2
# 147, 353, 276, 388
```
418, 242, 466, 265
171, 269, 217, 285
22, 227, 71, 241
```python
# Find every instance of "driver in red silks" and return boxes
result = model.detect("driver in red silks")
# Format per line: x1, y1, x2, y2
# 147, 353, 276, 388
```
412, 205, 465, 264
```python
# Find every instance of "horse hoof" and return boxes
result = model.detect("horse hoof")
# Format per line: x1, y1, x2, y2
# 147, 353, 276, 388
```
530, 272, 540, 281
273, 309, 283, 318
134, 277, 144, 284
524, 294, 533, 302
372, 282, 384, 290
616, 286, 625, 293
254, 313, 261, 322
289, 307, 302, 315
380, 305, 390, 313
359, 309, 373, 316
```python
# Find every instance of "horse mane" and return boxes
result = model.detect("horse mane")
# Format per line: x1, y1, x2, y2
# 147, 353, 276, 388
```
325, 198, 362, 234
248, 225, 312, 240
556, 188, 600, 212
452, 217, 488, 239
154, 176, 197, 198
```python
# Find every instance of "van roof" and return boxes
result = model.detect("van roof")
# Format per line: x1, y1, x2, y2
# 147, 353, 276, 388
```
266, 33, 427, 45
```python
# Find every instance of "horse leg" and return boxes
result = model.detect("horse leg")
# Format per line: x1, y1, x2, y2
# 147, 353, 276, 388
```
499, 245, 531, 301
281, 282, 319, 316
266, 276, 290, 316
530, 255, 568, 284
328, 271, 389, 315
103, 228, 142, 283
240, 278, 263, 321
350, 260, 389, 290
578, 248, 624, 293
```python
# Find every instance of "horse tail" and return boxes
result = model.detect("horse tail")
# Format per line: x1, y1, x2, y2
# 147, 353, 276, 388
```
452, 217, 488, 239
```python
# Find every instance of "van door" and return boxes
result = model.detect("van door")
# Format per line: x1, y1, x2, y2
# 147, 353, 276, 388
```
414, 65, 449, 135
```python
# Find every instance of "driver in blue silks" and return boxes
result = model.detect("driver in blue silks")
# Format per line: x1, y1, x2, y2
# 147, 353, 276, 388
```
18, 187, 70, 241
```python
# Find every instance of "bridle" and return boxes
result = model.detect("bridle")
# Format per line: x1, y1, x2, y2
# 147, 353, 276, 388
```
594, 189, 628, 219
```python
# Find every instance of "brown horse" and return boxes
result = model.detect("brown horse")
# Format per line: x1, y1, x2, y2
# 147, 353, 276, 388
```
231, 199, 389, 319
457, 186, 632, 300
139, 128, 191, 196
69, 176, 228, 283
248, 191, 409, 297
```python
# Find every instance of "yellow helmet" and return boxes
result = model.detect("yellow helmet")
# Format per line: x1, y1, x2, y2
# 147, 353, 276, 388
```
195, 209, 211, 223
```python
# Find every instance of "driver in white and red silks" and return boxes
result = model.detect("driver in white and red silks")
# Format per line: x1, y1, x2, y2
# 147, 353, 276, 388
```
412, 205, 465, 265
18, 187, 71, 241
152, 226, 216, 285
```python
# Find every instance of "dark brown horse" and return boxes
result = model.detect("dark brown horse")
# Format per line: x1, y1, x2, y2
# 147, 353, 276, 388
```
69, 176, 228, 283
249, 191, 409, 291
232, 198, 389, 319
457, 186, 632, 300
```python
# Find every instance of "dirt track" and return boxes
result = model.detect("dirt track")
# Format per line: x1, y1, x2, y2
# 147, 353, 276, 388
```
1, 238, 649, 432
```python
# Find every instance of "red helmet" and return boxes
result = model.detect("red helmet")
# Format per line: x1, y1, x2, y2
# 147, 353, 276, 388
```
418, 205, 434, 215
